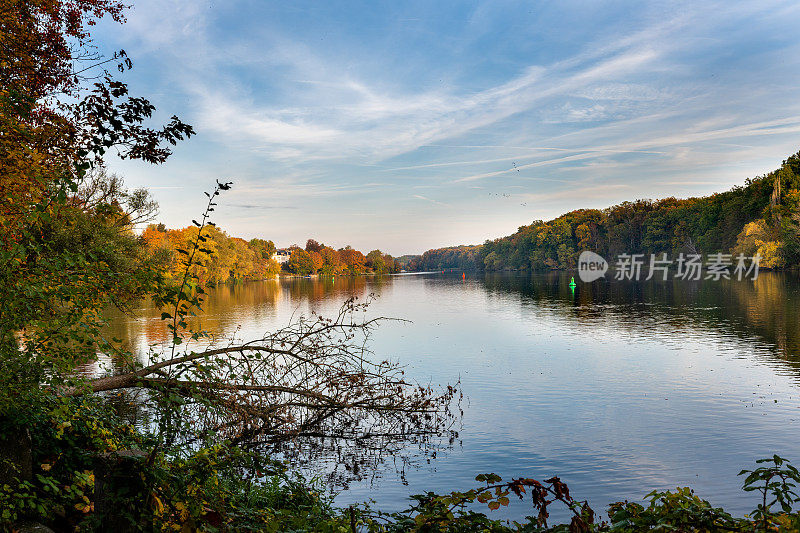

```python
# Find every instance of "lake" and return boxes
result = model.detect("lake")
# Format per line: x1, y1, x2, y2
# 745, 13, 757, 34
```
104, 271, 800, 522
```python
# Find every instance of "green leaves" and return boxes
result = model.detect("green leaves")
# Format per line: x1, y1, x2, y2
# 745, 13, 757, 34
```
739, 455, 800, 530
606, 486, 743, 532
475, 473, 502, 484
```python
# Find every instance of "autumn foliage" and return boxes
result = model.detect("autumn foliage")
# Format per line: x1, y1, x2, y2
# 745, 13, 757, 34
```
408, 151, 800, 272
286, 241, 400, 276
142, 226, 401, 284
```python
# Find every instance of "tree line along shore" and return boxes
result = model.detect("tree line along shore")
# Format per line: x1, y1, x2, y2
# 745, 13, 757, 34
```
404, 151, 800, 273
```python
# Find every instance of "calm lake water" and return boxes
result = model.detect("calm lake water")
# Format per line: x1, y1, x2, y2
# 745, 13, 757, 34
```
106, 271, 800, 522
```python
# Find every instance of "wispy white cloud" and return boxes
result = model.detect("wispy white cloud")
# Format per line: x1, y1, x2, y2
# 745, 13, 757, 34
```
122, 0, 212, 51
195, 91, 342, 145
454, 116, 800, 183
413, 194, 450, 207
100, 0, 800, 253
178, 37, 667, 163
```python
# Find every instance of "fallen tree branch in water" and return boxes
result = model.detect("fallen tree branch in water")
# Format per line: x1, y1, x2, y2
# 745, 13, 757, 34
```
64, 297, 459, 460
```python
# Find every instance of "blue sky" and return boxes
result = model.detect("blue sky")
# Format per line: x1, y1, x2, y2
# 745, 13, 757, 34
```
96, 1, 800, 255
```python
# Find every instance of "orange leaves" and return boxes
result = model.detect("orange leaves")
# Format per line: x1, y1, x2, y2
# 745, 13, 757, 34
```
2, 0, 122, 101
141, 224, 167, 248
74, 496, 94, 514
309, 250, 323, 273
141, 221, 402, 283
429, 472, 595, 530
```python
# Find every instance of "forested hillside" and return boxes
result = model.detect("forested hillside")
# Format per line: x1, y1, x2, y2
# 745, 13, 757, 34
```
408, 150, 800, 271
405, 245, 482, 272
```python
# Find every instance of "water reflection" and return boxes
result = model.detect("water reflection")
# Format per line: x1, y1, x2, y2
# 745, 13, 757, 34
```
101, 271, 800, 522
103, 276, 381, 356
479, 271, 800, 370
106, 271, 800, 365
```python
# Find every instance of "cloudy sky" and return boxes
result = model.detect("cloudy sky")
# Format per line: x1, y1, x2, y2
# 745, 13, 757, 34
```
95, 0, 800, 255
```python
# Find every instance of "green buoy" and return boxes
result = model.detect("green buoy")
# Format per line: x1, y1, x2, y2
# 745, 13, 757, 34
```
569, 276, 576, 288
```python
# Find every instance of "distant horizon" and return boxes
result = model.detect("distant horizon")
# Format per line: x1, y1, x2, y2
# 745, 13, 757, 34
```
98, 0, 800, 257
155, 153, 793, 258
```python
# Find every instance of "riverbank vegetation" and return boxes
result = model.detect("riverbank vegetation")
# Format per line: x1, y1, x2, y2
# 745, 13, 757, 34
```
407, 152, 800, 272
7, 393, 800, 532
285, 240, 401, 276
0, 1, 441, 531
4, 1, 800, 531
141, 225, 401, 284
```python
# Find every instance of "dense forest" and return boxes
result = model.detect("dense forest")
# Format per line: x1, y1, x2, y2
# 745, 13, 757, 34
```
290, 239, 401, 276
407, 151, 800, 272
142, 224, 400, 284
405, 245, 482, 272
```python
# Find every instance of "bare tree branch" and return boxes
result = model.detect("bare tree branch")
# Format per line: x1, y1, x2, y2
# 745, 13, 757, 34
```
62, 298, 459, 468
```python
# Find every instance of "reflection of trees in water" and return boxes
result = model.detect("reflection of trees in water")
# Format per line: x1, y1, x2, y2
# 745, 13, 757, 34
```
102, 281, 284, 352
101, 276, 394, 358
481, 271, 800, 370
284, 275, 391, 304
275, 414, 457, 490
95, 275, 451, 488
739, 273, 800, 358
286, 276, 368, 303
